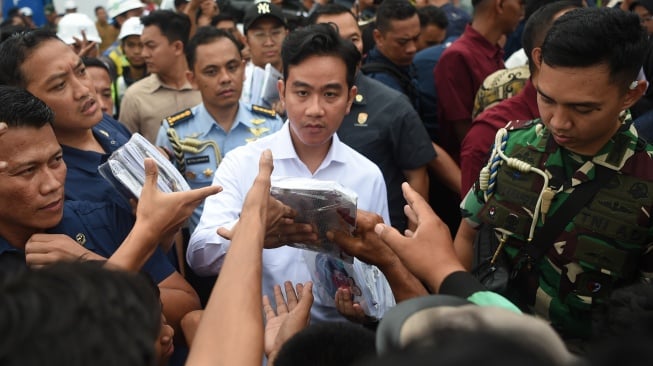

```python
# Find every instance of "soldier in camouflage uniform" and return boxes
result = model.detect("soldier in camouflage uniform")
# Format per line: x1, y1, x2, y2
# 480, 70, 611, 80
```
454, 7, 653, 339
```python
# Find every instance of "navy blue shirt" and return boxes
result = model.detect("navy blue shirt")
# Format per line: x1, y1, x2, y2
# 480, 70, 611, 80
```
0, 201, 175, 283
63, 114, 132, 213
413, 36, 458, 142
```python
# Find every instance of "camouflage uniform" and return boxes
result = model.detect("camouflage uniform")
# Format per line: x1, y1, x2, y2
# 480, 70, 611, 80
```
461, 115, 653, 338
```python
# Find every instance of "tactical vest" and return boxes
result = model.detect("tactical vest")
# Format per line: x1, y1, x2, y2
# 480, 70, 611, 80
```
478, 129, 653, 284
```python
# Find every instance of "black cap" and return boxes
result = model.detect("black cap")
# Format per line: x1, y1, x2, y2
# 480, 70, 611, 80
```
631, 0, 653, 14
243, 1, 288, 34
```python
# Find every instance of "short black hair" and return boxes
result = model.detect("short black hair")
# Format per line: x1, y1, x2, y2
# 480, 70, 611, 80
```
417, 5, 449, 29
306, 3, 357, 26
140, 10, 191, 46
185, 26, 242, 70
541, 7, 648, 89
522, 0, 580, 72
0, 261, 161, 366
281, 23, 360, 89
0, 23, 29, 43
0, 85, 54, 129
376, 0, 418, 33
210, 13, 237, 27
0, 28, 61, 88
274, 322, 376, 366
95, 5, 105, 13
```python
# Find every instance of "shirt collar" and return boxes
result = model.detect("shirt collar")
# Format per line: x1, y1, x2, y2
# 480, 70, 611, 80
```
0, 236, 21, 255
143, 74, 194, 94
462, 25, 504, 61
270, 122, 348, 165
195, 102, 257, 137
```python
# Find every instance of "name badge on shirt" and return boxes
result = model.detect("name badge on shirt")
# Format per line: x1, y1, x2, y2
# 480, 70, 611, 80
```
186, 156, 210, 165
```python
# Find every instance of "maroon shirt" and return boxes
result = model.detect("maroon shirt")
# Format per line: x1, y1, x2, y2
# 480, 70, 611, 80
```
460, 79, 539, 195
434, 25, 505, 162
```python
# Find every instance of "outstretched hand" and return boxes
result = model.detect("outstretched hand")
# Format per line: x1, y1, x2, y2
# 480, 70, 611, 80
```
264, 281, 313, 363
374, 182, 465, 292
137, 158, 222, 239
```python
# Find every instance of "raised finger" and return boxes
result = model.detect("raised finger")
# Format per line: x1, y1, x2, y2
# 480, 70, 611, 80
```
284, 281, 298, 311
273, 284, 288, 314
262, 295, 277, 319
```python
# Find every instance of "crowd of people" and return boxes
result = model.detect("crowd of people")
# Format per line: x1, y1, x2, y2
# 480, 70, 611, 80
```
1, 0, 653, 365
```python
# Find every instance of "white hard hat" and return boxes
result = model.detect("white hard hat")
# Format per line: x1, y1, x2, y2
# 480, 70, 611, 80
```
64, 0, 77, 10
106, 0, 145, 19
19, 7, 33, 17
118, 17, 144, 40
57, 13, 102, 45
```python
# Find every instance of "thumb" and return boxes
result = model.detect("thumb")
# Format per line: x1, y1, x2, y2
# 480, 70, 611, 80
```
374, 223, 407, 254
143, 158, 158, 192
258, 149, 274, 179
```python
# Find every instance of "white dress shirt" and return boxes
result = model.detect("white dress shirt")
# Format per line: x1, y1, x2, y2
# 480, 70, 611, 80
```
188, 122, 394, 322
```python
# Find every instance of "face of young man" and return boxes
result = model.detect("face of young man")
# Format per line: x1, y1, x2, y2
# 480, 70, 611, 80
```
278, 55, 356, 155
416, 24, 446, 51
374, 14, 421, 66
315, 12, 363, 55
21, 39, 103, 134
122, 35, 145, 68
498, 0, 525, 34
633, 4, 653, 35
141, 25, 181, 75
246, 17, 287, 70
536, 62, 641, 156
0, 125, 66, 245
189, 37, 245, 112
87, 66, 114, 114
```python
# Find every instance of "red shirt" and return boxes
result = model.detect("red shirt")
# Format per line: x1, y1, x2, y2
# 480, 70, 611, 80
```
434, 25, 505, 162
460, 79, 539, 195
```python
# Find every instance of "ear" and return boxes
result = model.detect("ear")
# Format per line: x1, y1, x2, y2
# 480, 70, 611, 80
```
532, 47, 543, 71
277, 79, 286, 105
622, 80, 647, 110
496, 0, 504, 13
373, 28, 383, 47
172, 40, 184, 56
186, 70, 197, 89
345, 85, 358, 115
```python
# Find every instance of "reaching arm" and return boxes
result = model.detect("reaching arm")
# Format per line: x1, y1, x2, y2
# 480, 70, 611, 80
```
186, 150, 273, 366
328, 210, 428, 302
453, 219, 477, 271
428, 143, 462, 196
375, 182, 466, 293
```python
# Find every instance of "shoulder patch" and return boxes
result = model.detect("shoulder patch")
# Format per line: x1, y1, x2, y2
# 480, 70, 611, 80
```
505, 118, 539, 131
251, 104, 276, 118
165, 109, 193, 127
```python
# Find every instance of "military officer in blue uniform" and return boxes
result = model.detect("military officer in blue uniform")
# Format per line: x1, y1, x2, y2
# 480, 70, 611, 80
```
156, 27, 282, 231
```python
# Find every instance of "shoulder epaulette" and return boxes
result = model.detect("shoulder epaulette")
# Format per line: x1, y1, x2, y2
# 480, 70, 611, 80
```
251, 104, 276, 118
165, 109, 193, 127
506, 118, 539, 131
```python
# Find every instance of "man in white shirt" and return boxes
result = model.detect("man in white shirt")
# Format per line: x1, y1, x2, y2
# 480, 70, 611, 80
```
189, 23, 394, 322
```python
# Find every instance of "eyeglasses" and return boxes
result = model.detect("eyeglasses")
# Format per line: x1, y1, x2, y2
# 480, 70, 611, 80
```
250, 28, 285, 43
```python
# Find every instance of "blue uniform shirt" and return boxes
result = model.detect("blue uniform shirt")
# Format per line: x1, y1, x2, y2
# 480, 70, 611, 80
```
156, 101, 283, 231
63, 114, 133, 213
0, 201, 175, 283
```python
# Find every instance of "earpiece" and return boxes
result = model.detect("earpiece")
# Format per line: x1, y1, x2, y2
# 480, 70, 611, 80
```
629, 80, 639, 90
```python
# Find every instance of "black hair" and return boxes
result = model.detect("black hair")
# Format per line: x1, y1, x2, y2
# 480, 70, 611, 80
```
210, 13, 237, 27
0, 23, 29, 43
417, 5, 449, 29
376, 0, 418, 33
82, 56, 110, 74
522, 0, 580, 73
306, 3, 357, 26
0, 85, 54, 129
541, 7, 648, 89
185, 26, 242, 70
281, 23, 360, 89
0, 29, 61, 88
0, 261, 161, 366
95, 5, 105, 13
273, 322, 375, 366
140, 10, 191, 46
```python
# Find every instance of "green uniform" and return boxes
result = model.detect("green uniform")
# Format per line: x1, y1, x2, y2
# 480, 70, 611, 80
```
461, 116, 653, 338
